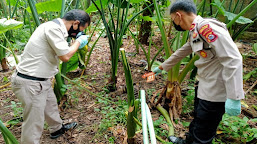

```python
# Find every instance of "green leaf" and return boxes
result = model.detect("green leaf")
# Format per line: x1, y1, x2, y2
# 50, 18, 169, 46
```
130, 0, 144, 4
251, 118, 257, 123
66, 53, 79, 73
0, 18, 23, 34
142, 16, 154, 22
243, 68, 257, 80
242, 116, 249, 122
149, 61, 162, 71
0, 120, 19, 144
231, 126, 238, 132
26, 0, 62, 14
253, 43, 257, 54
5, 0, 16, 6
86, 0, 109, 13
224, 12, 253, 24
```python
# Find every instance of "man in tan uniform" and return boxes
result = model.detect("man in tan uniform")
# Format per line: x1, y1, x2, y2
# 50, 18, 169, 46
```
11, 9, 90, 144
153, 0, 244, 143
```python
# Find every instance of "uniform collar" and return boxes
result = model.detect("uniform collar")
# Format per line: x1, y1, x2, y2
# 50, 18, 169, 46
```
190, 15, 203, 31
57, 18, 68, 38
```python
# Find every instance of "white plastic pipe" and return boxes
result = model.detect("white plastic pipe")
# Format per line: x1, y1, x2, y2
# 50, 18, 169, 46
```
140, 90, 149, 144
146, 105, 157, 144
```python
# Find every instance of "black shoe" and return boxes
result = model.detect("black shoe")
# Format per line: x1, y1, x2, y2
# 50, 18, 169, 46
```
168, 136, 186, 144
185, 132, 194, 144
50, 122, 77, 139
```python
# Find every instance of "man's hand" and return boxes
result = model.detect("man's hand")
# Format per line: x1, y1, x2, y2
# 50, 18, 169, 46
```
225, 99, 241, 116
153, 67, 162, 76
76, 32, 89, 49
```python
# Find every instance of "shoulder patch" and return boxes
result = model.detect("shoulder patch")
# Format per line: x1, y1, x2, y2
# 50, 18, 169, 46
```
199, 24, 218, 43
190, 23, 196, 31
206, 32, 218, 43
199, 24, 209, 34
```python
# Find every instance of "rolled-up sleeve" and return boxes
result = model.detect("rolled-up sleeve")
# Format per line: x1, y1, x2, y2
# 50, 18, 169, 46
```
161, 42, 192, 72
45, 27, 70, 56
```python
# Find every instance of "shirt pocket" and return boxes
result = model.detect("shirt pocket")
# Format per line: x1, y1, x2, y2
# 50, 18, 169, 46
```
196, 48, 215, 61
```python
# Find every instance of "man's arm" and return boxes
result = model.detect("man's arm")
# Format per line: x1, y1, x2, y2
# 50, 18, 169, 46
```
46, 28, 88, 62
58, 41, 80, 62
161, 42, 192, 71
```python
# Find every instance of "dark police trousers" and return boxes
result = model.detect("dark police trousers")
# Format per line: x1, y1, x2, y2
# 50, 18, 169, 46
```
186, 84, 225, 144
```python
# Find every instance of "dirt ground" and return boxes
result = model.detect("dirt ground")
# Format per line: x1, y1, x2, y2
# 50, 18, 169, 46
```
0, 33, 256, 144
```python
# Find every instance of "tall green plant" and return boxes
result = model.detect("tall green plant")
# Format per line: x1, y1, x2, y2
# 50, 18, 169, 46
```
89, 0, 153, 91
128, 28, 165, 71
0, 120, 19, 144
120, 48, 137, 143
152, 0, 199, 122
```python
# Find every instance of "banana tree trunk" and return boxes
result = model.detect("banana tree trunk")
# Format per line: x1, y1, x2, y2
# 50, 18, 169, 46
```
1, 58, 9, 72
138, 0, 154, 44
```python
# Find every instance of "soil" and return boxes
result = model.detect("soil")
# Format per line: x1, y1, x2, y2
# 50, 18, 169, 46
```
0, 33, 256, 144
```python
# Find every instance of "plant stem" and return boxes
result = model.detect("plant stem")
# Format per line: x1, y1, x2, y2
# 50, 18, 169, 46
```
61, 74, 115, 104
0, 82, 11, 89
27, 0, 41, 26
2, 33, 19, 64
156, 104, 174, 136
124, 112, 167, 143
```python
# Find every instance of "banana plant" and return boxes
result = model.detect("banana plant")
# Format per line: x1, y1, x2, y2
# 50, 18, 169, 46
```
128, 27, 167, 72
0, 120, 19, 144
89, 0, 153, 91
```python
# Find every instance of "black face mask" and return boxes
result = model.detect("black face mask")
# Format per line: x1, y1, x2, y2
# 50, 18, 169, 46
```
173, 21, 185, 31
68, 24, 80, 38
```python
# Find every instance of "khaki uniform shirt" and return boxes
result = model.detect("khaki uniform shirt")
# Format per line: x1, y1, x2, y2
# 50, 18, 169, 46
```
17, 18, 70, 78
162, 16, 244, 102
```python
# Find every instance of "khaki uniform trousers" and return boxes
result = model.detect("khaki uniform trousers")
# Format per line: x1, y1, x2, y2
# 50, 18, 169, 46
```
11, 72, 63, 144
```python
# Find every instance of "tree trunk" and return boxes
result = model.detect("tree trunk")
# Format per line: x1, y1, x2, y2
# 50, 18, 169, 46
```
1, 58, 9, 72
138, 0, 154, 45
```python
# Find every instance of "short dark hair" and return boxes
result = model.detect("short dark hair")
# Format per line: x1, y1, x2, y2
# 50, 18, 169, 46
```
170, 0, 197, 14
62, 9, 91, 26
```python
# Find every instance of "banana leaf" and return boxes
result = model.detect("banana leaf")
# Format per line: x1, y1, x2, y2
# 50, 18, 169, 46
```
26, 0, 62, 14
224, 11, 253, 24
0, 18, 23, 34
212, 0, 253, 25
65, 53, 79, 73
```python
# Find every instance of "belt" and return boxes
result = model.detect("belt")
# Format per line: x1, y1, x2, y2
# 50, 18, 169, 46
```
17, 72, 47, 81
